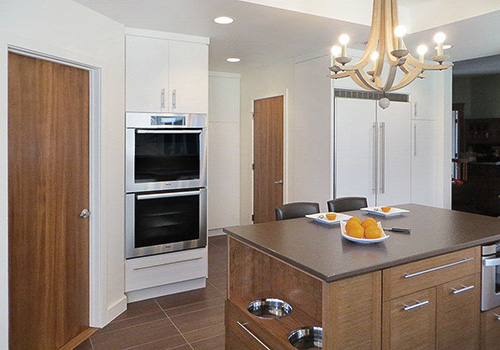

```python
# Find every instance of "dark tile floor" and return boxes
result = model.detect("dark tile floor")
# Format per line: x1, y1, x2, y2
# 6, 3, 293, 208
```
76, 235, 228, 350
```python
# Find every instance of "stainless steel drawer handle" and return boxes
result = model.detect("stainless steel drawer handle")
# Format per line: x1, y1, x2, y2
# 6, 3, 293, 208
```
237, 321, 271, 350
133, 257, 202, 271
403, 300, 429, 311
484, 257, 500, 267
404, 257, 474, 279
451, 285, 475, 295
136, 129, 202, 134
137, 190, 201, 200
494, 314, 500, 321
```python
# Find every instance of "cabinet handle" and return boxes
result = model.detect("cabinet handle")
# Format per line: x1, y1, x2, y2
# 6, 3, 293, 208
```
133, 257, 202, 271
403, 300, 429, 311
451, 285, 475, 294
172, 89, 177, 110
237, 321, 271, 350
404, 257, 473, 279
413, 124, 417, 156
379, 122, 386, 194
372, 122, 378, 194
494, 314, 500, 321
161, 88, 166, 109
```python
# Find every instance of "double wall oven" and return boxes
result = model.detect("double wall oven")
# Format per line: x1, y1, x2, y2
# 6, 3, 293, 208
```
126, 113, 207, 259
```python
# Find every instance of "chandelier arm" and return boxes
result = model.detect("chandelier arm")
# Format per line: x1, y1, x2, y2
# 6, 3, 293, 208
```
327, 72, 351, 79
383, 65, 398, 91
389, 66, 423, 91
356, 0, 383, 67
354, 69, 383, 91
406, 54, 453, 71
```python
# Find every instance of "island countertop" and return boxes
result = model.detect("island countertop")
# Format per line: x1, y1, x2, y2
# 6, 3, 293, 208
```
223, 204, 500, 282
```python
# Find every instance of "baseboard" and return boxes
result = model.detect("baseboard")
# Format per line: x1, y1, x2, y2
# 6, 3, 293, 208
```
126, 277, 206, 303
208, 228, 226, 237
106, 294, 127, 324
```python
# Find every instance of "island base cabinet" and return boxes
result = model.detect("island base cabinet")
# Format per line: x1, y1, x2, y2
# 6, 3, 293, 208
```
436, 274, 480, 350
481, 305, 500, 350
383, 288, 437, 350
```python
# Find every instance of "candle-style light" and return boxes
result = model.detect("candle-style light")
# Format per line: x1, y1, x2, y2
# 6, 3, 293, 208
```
417, 45, 428, 63
331, 45, 342, 58
339, 34, 350, 57
371, 51, 379, 70
394, 26, 407, 50
434, 32, 446, 56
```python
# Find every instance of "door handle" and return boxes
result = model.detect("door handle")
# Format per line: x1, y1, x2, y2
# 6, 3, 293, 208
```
161, 88, 166, 109
172, 89, 177, 110
413, 124, 417, 156
274, 180, 283, 185
379, 122, 386, 194
372, 122, 378, 194
79, 209, 90, 219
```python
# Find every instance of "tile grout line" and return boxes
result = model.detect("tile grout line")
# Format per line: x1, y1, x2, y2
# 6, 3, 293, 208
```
166, 300, 226, 319
89, 337, 95, 350
155, 298, 195, 350
121, 334, 187, 350
92, 315, 171, 338
188, 331, 226, 346
182, 322, 225, 336
206, 280, 226, 296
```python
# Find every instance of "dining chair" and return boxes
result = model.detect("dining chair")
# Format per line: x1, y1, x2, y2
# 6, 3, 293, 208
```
327, 197, 368, 213
275, 202, 320, 221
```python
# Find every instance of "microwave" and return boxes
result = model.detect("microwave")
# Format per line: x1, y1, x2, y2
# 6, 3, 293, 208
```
126, 113, 207, 193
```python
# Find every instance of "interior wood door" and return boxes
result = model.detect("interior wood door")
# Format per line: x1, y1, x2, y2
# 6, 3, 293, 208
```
8, 53, 91, 350
335, 97, 377, 206
253, 96, 284, 223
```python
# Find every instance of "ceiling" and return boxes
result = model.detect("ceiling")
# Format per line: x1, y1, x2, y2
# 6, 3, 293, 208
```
74, 0, 500, 74
453, 54, 500, 76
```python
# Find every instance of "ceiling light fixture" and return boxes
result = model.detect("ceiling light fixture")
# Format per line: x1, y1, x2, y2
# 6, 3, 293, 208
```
227, 58, 241, 63
214, 16, 234, 24
328, 0, 452, 108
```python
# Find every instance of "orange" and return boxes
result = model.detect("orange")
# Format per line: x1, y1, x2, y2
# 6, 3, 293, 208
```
346, 223, 364, 239
361, 218, 378, 230
381, 206, 392, 213
326, 213, 337, 221
365, 225, 382, 239
346, 217, 362, 228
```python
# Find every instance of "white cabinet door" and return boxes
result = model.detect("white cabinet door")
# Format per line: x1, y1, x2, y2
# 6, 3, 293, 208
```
169, 41, 208, 114
411, 120, 437, 206
335, 98, 377, 206
377, 101, 411, 205
411, 73, 438, 120
126, 35, 169, 112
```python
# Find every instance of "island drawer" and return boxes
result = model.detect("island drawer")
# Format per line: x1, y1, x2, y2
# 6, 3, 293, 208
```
481, 304, 500, 350
383, 247, 480, 301
225, 300, 293, 350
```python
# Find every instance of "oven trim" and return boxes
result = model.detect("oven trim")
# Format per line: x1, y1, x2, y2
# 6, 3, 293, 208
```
481, 254, 500, 311
125, 188, 208, 259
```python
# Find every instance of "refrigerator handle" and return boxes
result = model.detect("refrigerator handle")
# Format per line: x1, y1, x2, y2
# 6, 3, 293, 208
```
414, 124, 417, 157
379, 122, 386, 194
372, 122, 378, 194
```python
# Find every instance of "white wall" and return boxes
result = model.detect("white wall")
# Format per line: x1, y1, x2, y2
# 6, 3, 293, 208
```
0, 0, 126, 345
240, 58, 295, 224
208, 72, 241, 229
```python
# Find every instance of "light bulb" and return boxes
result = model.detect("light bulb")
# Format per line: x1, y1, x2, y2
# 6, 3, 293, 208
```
339, 34, 350, 45
417, 45, 428, 56
434, 32, 446, 44
371, 51, 379, 61
214, 16, 234, 24
331, 45, 342, 57
394, 26, 407, 38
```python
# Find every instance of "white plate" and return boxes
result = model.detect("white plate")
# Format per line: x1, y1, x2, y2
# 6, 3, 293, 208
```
340, 221, 390, 244
360, 206, 409, 217
306, 212, 352, 226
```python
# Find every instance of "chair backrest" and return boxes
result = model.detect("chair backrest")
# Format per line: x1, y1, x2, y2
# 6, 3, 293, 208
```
275, 202, 320, 221
327, 197, 368, 213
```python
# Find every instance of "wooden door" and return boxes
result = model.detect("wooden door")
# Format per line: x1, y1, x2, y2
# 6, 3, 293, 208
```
376, 101, 411, 206
126, 35, 169, 112
481, 304, 500, 350
335, 98, 377, 206
169, 40, 209, 114
253, 96, 283, 223
8, 53, 91, 349
436, 274, 480, 350
382, 288, 436, 350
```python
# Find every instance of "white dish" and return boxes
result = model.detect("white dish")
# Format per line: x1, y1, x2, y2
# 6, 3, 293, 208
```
360, 206, 409, 217
340, 221, 390, 244
306, 212, 352, 226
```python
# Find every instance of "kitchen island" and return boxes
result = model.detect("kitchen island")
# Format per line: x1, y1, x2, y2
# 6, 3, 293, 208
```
223, 204, 500, 350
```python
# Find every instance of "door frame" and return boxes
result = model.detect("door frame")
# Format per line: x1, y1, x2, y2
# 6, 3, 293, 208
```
0, 34, 106, 336
251, 91, 289, 223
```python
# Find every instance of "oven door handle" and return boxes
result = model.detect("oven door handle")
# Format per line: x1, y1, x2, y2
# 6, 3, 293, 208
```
484, 258, 500, 267
137, 191, 201, 200
136, 129, 202, 134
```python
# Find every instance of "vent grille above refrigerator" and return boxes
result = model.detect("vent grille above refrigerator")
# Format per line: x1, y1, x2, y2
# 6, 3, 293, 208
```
334, 89, 409, 102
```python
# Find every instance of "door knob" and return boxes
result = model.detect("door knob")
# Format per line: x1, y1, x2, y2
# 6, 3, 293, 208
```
79, 209, 90, 219
274, 180, 284, 185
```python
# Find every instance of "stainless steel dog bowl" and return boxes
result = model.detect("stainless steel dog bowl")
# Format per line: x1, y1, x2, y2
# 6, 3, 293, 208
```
247, 298, 293, 319
288, 327, 323, 349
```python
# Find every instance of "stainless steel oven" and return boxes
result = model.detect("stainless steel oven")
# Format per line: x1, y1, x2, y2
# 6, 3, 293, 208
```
481, 242, 500, 311
126, 113, 207, 193
126, 189, 207, 258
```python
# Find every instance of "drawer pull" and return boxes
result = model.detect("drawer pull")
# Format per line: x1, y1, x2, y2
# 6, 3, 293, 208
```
133, 257, 202, 271
403, 300, 429, 311
404, 257, 473, 279
451, 285, 475, 295
237, 321, 271, 350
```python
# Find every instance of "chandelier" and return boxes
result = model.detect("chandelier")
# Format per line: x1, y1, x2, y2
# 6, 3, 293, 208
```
328, 0, 452, 108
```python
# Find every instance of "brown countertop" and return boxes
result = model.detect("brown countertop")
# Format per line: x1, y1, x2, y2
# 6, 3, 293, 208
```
223, 204, 500, 282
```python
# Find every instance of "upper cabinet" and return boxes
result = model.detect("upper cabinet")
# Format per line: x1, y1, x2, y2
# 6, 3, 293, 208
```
411, 72, 438, 120
126, 29, 209, 114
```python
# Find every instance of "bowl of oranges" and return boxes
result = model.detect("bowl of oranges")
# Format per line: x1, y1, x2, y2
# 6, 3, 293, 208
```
340, 217, 389, 244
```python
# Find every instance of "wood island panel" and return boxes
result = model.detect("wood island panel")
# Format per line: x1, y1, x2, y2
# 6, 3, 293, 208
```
481, 304, 500, 350
322, 272, 381, 350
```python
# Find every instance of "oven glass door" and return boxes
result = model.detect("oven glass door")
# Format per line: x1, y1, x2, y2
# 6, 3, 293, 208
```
481, 254, 500, 311
135, 129, 201, 183
126, 189, 207, 258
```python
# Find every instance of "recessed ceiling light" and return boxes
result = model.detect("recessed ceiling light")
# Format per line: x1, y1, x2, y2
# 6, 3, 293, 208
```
214, 16, 234, 24
434, 44, 453, 50
227, 58, 241, 63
